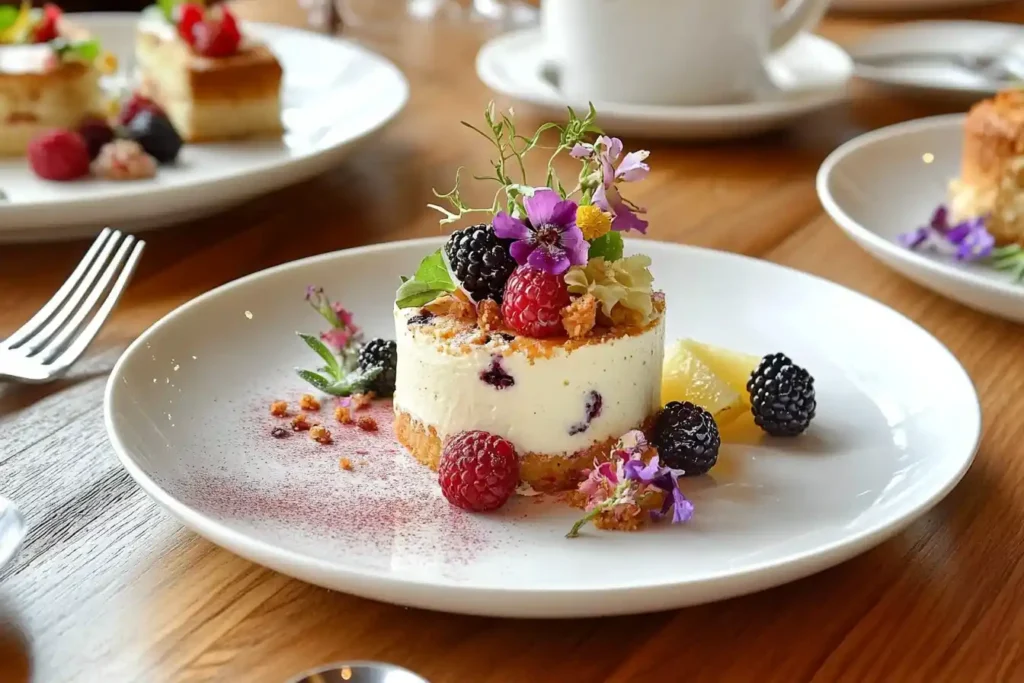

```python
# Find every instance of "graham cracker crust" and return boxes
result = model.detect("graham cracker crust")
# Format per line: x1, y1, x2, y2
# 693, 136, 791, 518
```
393, 408, 653, 493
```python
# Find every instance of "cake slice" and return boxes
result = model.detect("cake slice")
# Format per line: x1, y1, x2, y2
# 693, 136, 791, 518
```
135, 3, 282, 143
0, 4, 107, 156
949, 89, 1024, 246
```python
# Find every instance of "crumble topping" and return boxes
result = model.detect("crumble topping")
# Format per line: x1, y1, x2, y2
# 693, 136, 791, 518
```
561, 293, 597, 338
299, 394, 321, 411
350, 392, 374, 411
309, 424, 332, 444
339, 457, 353, 471
477, 299, 502, 332
290, 414, 311, 431
269, 400, 288, 417
334, 406, 353, 424
357, 416, 378, 432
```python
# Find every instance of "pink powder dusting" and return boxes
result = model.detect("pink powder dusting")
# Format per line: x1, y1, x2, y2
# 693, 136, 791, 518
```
174, 397, 499, 566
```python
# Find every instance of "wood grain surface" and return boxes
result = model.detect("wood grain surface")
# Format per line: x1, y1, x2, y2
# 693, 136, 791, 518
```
3, 2, 1024, 681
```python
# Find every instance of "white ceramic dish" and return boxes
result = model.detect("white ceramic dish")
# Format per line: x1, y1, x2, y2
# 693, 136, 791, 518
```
0, 13, 408, 242
850, 21, 1024, 102
104, 237, 979, 618
818, 114, 1024, 322
476, 29, 852, 140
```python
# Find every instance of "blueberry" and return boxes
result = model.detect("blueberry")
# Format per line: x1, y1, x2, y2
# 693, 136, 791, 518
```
126, 109, 182, 164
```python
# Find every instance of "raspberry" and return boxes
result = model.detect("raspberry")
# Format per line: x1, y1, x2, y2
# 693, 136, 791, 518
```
217, 6, 242, 43
117, 93, 164, 127
747, 353, 816, 436
444, 224, 517, 303
192, 14, 241, 58
439, 431, 519, 512
501, 266, 570, 338
27, 130, 90, 181
357, 338, 397, 398
652, 401, 721, 476
33, 4, 61, 43
175, 2, 205, 44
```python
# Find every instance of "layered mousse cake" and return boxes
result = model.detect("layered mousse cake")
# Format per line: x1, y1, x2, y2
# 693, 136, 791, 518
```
136, 2, 282, 142
949, 89, 1024, 246
393, 291, 665, 492
0, 4, 108, 156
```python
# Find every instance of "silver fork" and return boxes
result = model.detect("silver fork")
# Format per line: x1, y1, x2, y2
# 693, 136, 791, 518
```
0, 229, 145, 383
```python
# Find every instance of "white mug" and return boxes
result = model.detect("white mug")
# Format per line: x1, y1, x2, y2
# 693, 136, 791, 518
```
542, 0, 832, 107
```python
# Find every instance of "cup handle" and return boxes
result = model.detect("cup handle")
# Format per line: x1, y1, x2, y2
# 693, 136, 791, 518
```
769, 0, 831, 51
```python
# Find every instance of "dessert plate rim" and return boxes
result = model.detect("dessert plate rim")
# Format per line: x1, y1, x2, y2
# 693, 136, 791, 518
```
0, 12, 409, 241
104, 237, 980, 617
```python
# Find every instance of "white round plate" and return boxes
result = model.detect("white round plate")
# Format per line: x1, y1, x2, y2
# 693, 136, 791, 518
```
105, 238, 979, 618
833, 0, 1007, 13
850, 21, 1024, 101
0, 13, 408, 242
818, 114, 1024, 322
476, 29, 852, 140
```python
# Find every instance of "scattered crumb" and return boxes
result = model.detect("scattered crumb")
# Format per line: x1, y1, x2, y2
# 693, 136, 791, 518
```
299, 394, 321, 411
351, 392, 374, 411
269, 400, 289, 417
355, 449, 368, 455
424, 293, 475, 320
562, 294, 597, 338
310, 424, 332, 445
290, 414, 311, 432
477, 299, 502, 332
270, 426, 289, 439
607, 303, 644, 328
339, 457, 353, 471
334, 406, 353, 424
357, 416, 378, 432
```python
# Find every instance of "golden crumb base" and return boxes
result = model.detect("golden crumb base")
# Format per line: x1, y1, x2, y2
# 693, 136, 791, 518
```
393, 409, 652, 493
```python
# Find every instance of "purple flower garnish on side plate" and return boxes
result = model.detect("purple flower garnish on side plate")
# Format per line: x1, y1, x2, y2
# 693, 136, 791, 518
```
566, 430, 693, 538
493, 189, 588, 275
899, 206, 994, 262
572, 136, 650, 234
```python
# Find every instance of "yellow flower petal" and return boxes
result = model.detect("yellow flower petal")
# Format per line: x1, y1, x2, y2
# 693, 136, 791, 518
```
575, 204, 611, 240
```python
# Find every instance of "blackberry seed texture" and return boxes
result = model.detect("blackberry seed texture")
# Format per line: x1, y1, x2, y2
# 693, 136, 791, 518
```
444, 224, 517, 304
747, 353, 816, 436
357, 338, 398, 397
652, 401, 720, 476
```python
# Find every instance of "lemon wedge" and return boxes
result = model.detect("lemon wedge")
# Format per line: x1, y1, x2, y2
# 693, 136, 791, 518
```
661, 340, 746, 426
681, 339, 761, 400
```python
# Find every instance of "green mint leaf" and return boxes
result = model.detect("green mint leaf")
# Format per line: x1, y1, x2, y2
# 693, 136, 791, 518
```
295, 369, 332, 393
62, 39, 100, 62
395, 249, 455, 308
0, 5, 19, 31
399, 275, 409, 283
298, 332, 341, 380
588, 231, 624, 261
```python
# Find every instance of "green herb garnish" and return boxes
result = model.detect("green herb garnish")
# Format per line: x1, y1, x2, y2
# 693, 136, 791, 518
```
294, 333, 381, 397
395, 248, 457, 308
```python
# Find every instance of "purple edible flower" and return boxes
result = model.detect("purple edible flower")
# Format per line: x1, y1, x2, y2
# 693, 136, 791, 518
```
899, 205, 994, 262
493, 189, 588, 275
572, 136, 650, 233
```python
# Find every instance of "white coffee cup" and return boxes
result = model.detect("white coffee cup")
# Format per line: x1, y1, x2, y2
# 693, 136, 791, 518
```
542, 0, 832, 107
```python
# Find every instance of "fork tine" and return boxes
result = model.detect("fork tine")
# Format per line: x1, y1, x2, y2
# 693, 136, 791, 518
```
13, 230, 125, 356
35, 234, 138, 364
1, 228, 114, 351
45, 239, 145, 374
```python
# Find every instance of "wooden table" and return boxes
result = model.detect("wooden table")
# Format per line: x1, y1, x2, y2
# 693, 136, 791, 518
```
4, 3, 1024, 681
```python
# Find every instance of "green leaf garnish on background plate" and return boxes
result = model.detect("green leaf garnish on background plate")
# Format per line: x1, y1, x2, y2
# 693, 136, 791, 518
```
0, 5, 20, 32
395, 248, 456, 308
588, 231, 624, 261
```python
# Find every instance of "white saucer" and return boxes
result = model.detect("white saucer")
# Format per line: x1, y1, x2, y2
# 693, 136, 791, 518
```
833, 0, 1008, 12
850, 21, 1024, 101
105, 237, 978, 618
819, 114, 1024, 322
0, 14, 408, 242
475, 29, 852, 140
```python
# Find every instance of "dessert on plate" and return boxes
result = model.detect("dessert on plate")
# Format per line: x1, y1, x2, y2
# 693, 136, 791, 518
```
0, 3, 112, 156
290, 105, 819, 536
136, 0, 283, 142
901, 88, 1024, 280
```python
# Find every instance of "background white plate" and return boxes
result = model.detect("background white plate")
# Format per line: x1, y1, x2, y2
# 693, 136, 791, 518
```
0, 14, 408, 241
105, 238, 979, 618
818, 114, 1024, 322
850, 21, 1024, 102
476, 29, 851, 139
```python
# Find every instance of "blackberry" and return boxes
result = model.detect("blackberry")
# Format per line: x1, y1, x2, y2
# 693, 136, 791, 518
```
444, 224, 517, 304
747, 353, 816, 436
652, 401, 720, 476
357, 338, 398, 397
